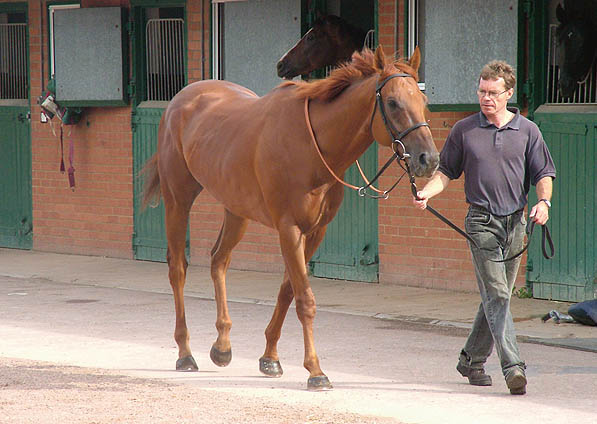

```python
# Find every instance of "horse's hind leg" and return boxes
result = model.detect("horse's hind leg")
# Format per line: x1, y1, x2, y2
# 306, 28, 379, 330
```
209, 209, 248, 367
161, 162, 202, 371
260, 226, 328, 383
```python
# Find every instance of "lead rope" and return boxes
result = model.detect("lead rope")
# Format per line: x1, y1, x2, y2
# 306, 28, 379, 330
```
406, 162, 554, 262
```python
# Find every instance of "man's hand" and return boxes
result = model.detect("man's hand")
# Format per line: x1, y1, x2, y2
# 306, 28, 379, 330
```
529, 201, 549, 225
413, 191, 429, 210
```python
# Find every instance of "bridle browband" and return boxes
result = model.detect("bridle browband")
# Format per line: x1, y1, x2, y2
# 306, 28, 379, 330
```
305, 72, 430, 200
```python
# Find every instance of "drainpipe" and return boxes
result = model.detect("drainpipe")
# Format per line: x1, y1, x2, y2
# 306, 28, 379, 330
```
200, 0, 204, 80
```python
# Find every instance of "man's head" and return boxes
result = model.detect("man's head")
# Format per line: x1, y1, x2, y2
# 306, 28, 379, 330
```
477, 60, 515, 118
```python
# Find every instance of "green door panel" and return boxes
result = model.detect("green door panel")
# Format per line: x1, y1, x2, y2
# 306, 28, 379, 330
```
528, 112, 597, 302
0, 106, 32, 249
309, 145, 379, 282
132, 107, 168, 261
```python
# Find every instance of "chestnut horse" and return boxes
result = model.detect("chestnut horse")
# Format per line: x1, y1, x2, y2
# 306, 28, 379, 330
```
142, 46, 439, 390
277, 15, 366, 79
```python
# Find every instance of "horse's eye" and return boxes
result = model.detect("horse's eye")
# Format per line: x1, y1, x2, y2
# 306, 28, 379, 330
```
387, 99, 398, 110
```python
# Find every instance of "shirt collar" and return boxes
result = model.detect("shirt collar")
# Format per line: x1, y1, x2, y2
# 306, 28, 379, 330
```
479, 107, 521, 130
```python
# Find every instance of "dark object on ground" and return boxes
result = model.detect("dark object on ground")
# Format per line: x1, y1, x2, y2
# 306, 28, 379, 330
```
568, 300, 597, 326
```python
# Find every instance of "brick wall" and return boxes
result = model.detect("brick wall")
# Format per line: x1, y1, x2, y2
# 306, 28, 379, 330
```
20, 0, 134, 258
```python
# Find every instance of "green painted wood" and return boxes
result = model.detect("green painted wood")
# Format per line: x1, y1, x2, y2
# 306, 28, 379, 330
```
0, 106, 32, 249
132, 107, 169, 262
309, 145, 379, 282
528, 112, 597, 302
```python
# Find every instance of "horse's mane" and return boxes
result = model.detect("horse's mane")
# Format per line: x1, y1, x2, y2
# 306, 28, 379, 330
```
279, 48, 419, 102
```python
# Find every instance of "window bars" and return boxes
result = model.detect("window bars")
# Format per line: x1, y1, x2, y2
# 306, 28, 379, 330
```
0, 23, 27, 100
546, 24, 596, 105
146, 18, 184, 101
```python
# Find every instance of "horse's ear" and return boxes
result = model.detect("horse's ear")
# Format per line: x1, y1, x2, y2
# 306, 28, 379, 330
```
374, 45, 386, 70
556, 3, 567, 24
408, 46, 421, 73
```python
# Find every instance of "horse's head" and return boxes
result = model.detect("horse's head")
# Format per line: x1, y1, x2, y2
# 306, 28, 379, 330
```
555, 1, 597, 98
371, 46, 439, 178
277, 15, 364, 79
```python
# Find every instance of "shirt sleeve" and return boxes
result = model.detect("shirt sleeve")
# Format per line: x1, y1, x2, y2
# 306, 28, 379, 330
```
438, 124, 464, 180
526, 123, 556, 185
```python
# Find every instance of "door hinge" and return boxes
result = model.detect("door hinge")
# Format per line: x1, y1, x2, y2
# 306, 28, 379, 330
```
126, 19, 135, 36
128, 81, 135, 98
522, 81, 533, 98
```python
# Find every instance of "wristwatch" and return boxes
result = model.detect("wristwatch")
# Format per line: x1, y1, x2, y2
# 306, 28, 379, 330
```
539, 198, 551, 208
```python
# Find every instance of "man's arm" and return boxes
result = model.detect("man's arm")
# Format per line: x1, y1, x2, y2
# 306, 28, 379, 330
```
529, 176, 553, 225
413, 171, 451, 210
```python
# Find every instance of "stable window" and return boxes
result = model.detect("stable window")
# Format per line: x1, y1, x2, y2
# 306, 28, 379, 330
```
544, 0, 596, 104
408, 0, 519, 107
0, 11, 27, 100
144, 7, 185, 101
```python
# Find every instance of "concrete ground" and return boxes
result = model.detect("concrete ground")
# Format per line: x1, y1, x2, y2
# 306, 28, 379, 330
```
1, 248, 595, 353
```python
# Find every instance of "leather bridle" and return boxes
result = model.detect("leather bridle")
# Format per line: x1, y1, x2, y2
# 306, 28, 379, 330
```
305, 72, 430, 199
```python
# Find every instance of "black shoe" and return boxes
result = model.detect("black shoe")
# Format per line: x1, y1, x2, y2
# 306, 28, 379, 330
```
505, 367, 527, 395
456, 362, 492, 386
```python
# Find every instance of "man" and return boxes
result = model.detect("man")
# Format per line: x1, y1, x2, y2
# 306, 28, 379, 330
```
413, 60, 556, 395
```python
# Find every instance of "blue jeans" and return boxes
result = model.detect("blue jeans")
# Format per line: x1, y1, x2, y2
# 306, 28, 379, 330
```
462, 205, 526, 375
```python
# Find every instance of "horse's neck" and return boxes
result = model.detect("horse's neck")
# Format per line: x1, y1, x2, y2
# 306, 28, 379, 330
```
308, 78, 377, 173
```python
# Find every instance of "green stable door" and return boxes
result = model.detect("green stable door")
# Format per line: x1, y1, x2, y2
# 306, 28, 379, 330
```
131, 3, 186, 262
0, 105, 32, 250
0, 8, 32, 250
308, 0, 379, 282
529, 111, 597, 302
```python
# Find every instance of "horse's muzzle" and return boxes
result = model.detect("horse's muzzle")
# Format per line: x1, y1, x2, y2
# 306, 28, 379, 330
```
411, 151, 439, 178
277, 59, 296, 79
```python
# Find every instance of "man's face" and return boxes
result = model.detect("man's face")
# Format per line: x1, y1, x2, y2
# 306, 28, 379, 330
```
477, 77, 513, 117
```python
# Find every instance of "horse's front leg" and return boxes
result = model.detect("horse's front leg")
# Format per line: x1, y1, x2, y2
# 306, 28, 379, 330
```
260, 227, 328, 380
276, 223, 331, 390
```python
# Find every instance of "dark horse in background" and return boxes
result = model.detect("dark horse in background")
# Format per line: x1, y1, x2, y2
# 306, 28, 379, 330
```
143, 46, 438, 390
277, 15, 367, 79
555, 0, 597, 98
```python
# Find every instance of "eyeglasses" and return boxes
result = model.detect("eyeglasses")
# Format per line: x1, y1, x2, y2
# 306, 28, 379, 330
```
476, 89, 509, 99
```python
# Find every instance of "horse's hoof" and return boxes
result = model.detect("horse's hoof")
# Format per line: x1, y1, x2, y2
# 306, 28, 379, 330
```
176, 355, 198, 371
210, 345, 232, 367
307, 375, 333, 391
259, 357, 283, 378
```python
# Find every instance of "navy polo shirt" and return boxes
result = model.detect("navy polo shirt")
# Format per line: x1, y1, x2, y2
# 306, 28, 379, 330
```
438, 107, 556, 216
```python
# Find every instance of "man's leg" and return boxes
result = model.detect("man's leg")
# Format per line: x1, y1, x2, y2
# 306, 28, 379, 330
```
463, 209, 526, 394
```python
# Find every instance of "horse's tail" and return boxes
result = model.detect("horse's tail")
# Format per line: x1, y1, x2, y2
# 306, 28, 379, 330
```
141, 154, 161, 209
